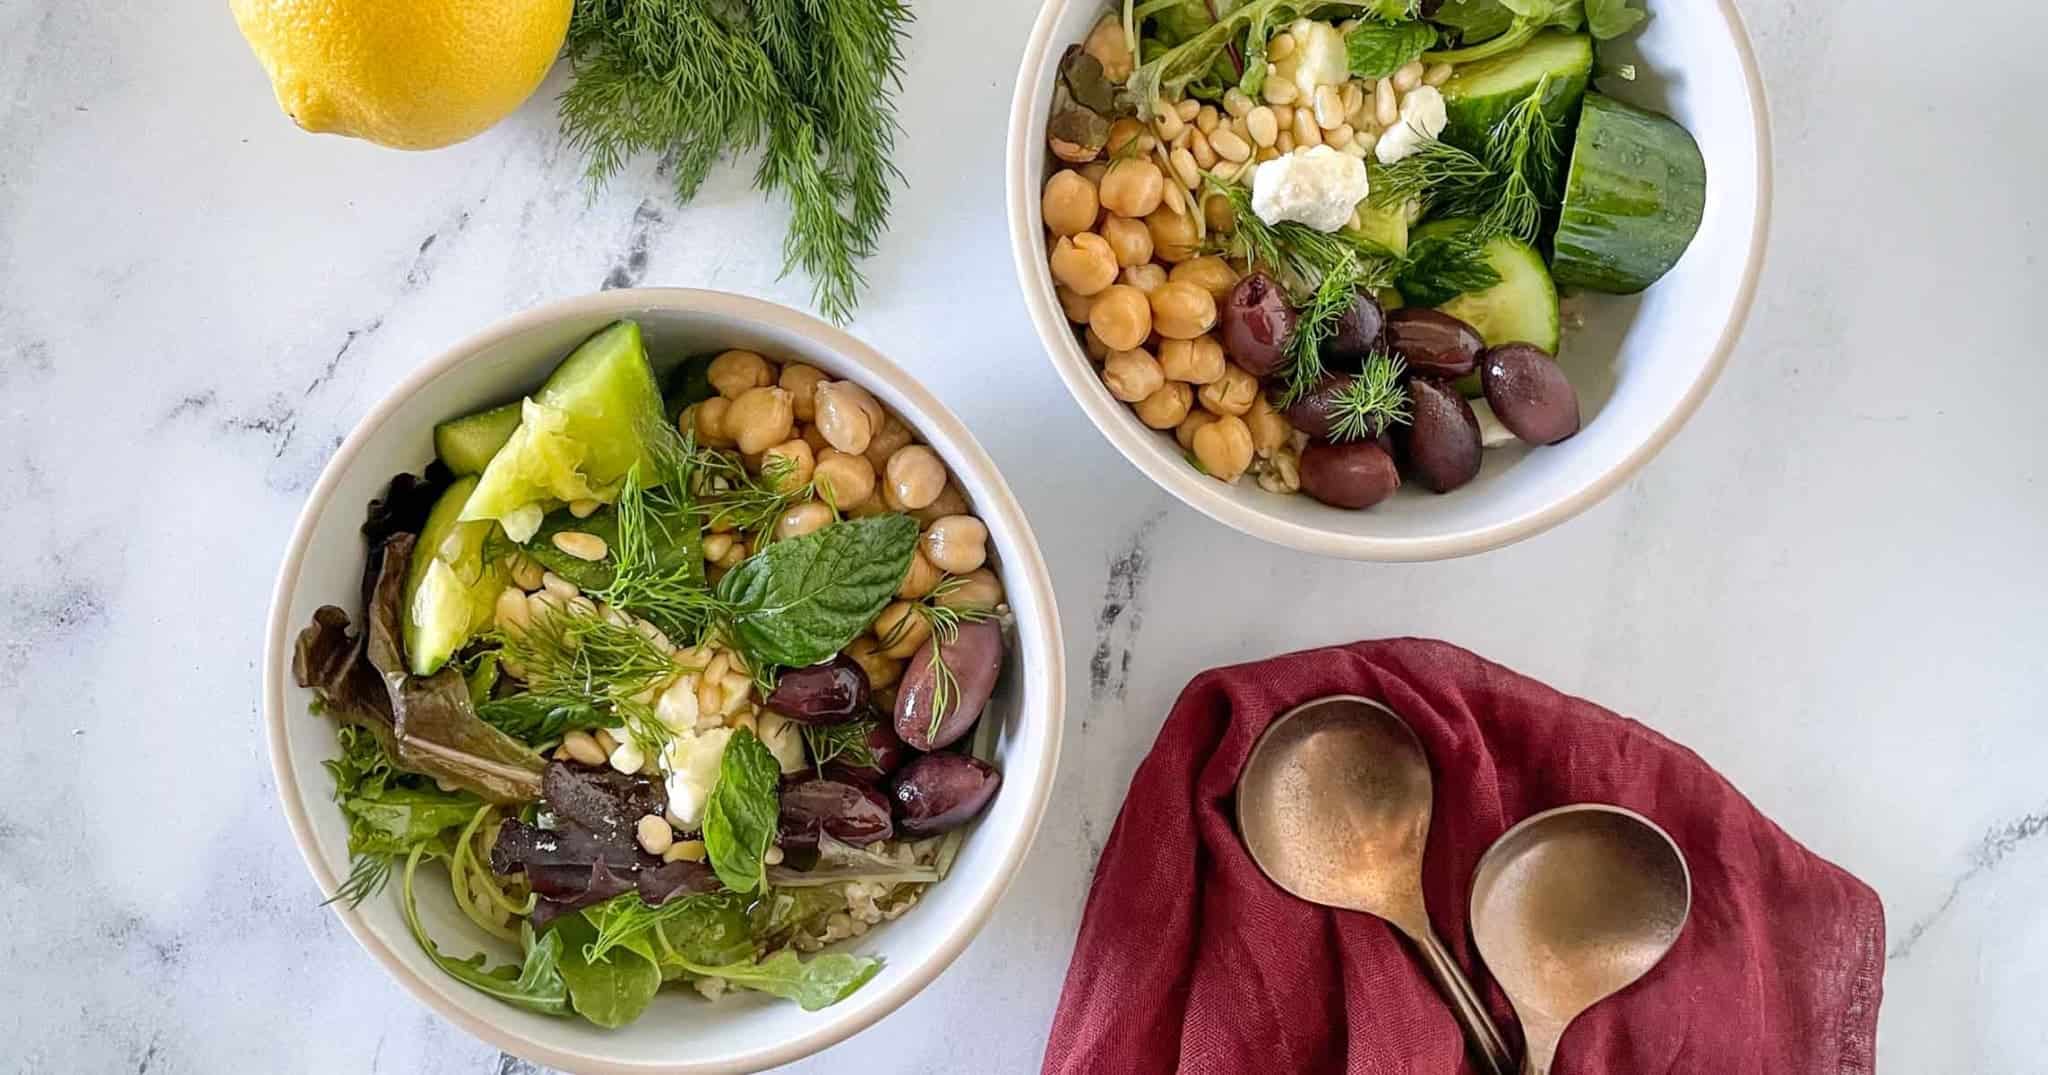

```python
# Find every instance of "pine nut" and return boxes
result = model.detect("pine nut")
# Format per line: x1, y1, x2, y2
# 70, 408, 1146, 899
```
1160, 181, 1187, 216
1271, 104, 1294, 131
541, 572, 579, 599
568, 498, 601, 519
1351, 129, 1378, 156
1210, 128, 1250, 162
494, 587, 530, 632
1262, 77, 1298, 105
1254, 144, 1280, 163
1222, 89, 1254, 118
1170, 147, 1200, 189
1196, 105, 1219, 134
1154, 108, 1184, 142
764, 846, 785, 866
594, 728, 618, 753
636, 814, 674, 855
552, 530, 608, 561
1339, 139, 1370, 160
1291, 106, 1322, 148
1375, 78, 1399, 127
1268, 31, 1297, 61
508, 554, 543, 591
1176, 98, 1200, 122
664, 839, 707, 863
1343, 82, 1366, 116
1393, 61, 1425, 93
1313, 85, 1344, 129
1246, 106, 1278, 146
1326, 124, 1354, 148
1424, 63, 1454, 86
1275, 130, 1295, 154
702, 532, 734, 561
560, 730, 606, 766
566, 594, 597, 618
1190, 128, 1217, 168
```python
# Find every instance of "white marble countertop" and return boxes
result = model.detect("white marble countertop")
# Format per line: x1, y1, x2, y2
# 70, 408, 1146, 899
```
4, 1, 2044, 1071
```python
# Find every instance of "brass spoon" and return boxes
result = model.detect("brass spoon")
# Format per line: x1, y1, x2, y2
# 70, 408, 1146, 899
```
1469, 805, 1692, 1075
1236, 696, 1513, 1075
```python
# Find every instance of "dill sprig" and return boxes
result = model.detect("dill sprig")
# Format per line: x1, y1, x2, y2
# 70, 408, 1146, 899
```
585, 891, 738, 964
559, 0, 912, 322
1203, 177, 1400, 296
490, 602, 690, 751
1326, 352, 1412, 443
1279, 254, 1372, 406
1366, 76, 1562, 244
590, 439, 732, 646
904, 578, 1001, 742
800, 721, 880, 774
1370, 138, 1492, 213
327, 854, 393, 909
692, 446, 810, 536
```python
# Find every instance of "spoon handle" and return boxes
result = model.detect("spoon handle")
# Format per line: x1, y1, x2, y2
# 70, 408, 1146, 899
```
1415, 927, 1514, 1075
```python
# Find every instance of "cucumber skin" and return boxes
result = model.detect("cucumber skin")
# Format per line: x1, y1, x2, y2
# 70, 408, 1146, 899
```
1551, 93, 1708, 294
434, 402, 522, 477
1412, 219, 1560, 397
1439, 32, 1593, 154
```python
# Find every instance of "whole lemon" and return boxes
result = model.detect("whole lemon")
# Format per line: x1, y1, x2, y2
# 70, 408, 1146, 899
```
231, 0, 573, 150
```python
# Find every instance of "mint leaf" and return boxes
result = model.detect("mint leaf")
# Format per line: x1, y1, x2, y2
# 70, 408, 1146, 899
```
717, 514, 918, 668
670, 948, 882, 1012
702, 728, 781, 894
1345, 22, 1437, 81
1585, 0, 1646, 39
1396, 233, 1503, 307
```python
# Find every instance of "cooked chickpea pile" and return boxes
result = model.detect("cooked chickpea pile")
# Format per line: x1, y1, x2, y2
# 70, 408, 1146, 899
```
1045, 14, 1457, 495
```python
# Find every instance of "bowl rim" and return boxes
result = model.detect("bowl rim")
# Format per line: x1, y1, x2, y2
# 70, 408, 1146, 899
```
1004, 0, 1774, 562
261, 288, 1067, 1074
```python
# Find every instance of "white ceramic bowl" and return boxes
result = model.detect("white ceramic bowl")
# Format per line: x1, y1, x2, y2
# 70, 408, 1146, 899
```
262, 290, 1065, 1074
1007, 1, 1771, 560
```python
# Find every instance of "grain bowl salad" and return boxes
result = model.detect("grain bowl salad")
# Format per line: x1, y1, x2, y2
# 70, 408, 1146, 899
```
293, 321, 1009, 1028
1040, 0, 1705, 508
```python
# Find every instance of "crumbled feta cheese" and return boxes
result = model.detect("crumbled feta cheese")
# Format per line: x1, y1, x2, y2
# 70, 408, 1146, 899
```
1292, 22, 1349, 96
660, 726, 732, 829
1251, 145, 1371, 233
754, 709, 808, 775
1375, 85, 1448, 165
607, 731, 646, 775
654, 672, 701, 730
1470, 398, 1518, 449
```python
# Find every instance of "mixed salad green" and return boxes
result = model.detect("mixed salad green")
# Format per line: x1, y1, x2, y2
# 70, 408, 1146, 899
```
1042, 0, 1705, 506
294, 321, 1009, 1028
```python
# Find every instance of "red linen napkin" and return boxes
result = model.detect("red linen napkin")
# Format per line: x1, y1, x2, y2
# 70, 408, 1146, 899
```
1043, 639, 1883, 1075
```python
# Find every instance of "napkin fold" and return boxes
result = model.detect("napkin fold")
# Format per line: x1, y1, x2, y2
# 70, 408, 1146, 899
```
1043, 639, 1883, 1075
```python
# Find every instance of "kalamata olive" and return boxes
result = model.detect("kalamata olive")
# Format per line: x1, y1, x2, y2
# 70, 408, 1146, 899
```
1219, 271, 1296, 377
895, 620, 1005, 751
1324, 291, 1387, 368
777, 778, 893, 847
1300, 440, 1401, 509
1397, 378, 1483, 493
825, 719, 910, 783
1480, 343, 1580, 445
1384, 308, 1485, 380
1283, 374, 1348, 441
766, 654, 870, 724
890, 753, 1003, 836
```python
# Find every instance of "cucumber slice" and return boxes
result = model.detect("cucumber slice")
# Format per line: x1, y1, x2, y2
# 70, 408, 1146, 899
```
1347, 195, 1410, 256
404, 477, 506, 675
460, 320, 667, 540
1412, 218, 1560, 396
434, 402, 522, 477
1551, 93, 1707, 294
1438, 31, 1592, 153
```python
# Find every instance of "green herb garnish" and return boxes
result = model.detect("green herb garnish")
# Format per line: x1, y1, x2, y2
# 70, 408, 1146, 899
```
1326, 352, 1412, 443
1368, 77, 1563, 244
801, 720, 881, 774
1345, 20, 1437, 80
701, 727, 783, 894
910, 577, 1000, 742
717, 514, 920, 669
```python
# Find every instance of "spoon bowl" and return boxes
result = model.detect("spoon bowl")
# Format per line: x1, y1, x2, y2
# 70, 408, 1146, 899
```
1470, 804, 1692, 1074
1237, 696, 1511, 1074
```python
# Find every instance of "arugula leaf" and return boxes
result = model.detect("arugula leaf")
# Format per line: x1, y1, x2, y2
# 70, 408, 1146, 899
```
702, 728, 782, 894
1424, 0, 1581, 63
323, 720, 479, 906
718, 514, 918, 668
551, 912, 662, 1028
400, 846, 569, 1016
1345, 21, 1437, 80
1429, 0, 1516, 43
667, 948, 882, 1012
1395, 231, 1503, 306
1583, 0, 1646, 39
583, 891, 755, 967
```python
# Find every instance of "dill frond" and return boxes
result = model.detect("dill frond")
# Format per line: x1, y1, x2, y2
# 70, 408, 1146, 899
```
1326, 352, 1412, 443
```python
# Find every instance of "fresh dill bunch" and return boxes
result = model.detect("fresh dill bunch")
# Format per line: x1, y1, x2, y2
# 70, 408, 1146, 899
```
491, 603, 682, 730
1326, 352, 1412, 443
800, 721, 880, 775
1473, 75, 1562, 243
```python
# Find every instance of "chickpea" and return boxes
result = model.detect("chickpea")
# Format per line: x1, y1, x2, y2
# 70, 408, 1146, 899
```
846, 496, 891, 519
1198, 364, 1259, 416
873, 600, 932, 659
910, 481, 970, 525
884, 445, 948, 511
1102, 348, 1165, 403
1159, 335, 1226, 384
1146, 205, 1201, 263
1080, 161, 1109, 186
813, 449, 876, 509
1133, 381, 1194, 429
843, 636, 902, 690
1056, 285, 1095, 323
690, 397, 736, 448
898, 548, 944, 600
1149, 281, 1218, 339
1082, 13, 1133, 81
1169, 256, 1239, 300
1083, 326, 1111, 362
936, 567, 1004, 611
921, 515, 989, 575
714, 536, 749, 569
779, 362, 828, 420
762, 438, 815, 493
1041, 170, 1098, 237
1176, 409, 1219, 451
1087, 284, 1152, 352
708, 350, 776, 399
813, 380, 879, 454
800, 422, 830, 455
726, 386, 795, 455
1203, 192, 1236, 234
1098, 159, 1164, 218
862, 414, 915, 473
1120, 263, 1167, 293
1246, 394, 1293, 457
1049, 233, 1119, 296
774, 500, 835, 542
1106, 117, 1150, 157
1101, 215, 1154, 267
1192, 414, 1255, 482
